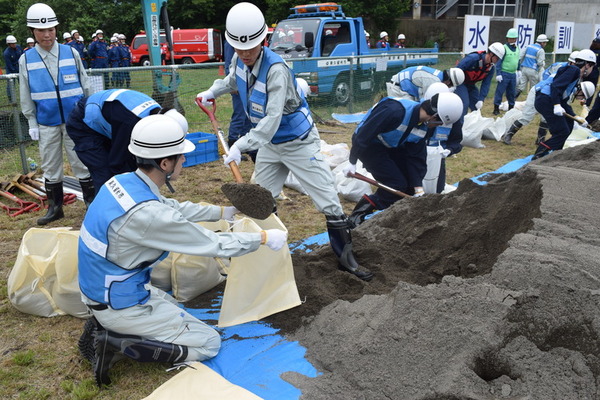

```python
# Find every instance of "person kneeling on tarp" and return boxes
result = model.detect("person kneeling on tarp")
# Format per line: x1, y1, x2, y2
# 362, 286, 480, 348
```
77, 114, 287, 387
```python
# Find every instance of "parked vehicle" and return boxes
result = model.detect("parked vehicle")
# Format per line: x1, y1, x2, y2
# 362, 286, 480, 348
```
130, 28, 223, 66
269, 3, 438, 105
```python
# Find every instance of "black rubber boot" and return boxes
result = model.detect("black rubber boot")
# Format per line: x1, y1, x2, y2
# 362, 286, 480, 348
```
79, 178, 96, 208
515, 90, 521, 98
79, 316, 101, 363
37, 181, 64, 225
493, 104, 500, 115
326, 215, 374, 281
536, 121, 548, 145
93, 330, 189, 386
348, 195, 377, 227
508, 104, 514, 110
532, 142, 551, 160
502, 120, 523, 145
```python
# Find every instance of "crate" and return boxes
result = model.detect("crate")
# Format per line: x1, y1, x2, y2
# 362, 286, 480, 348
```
182, 132, 219, 167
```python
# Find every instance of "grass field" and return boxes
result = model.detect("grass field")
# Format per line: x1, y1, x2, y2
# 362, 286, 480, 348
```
0, 82, 588, 398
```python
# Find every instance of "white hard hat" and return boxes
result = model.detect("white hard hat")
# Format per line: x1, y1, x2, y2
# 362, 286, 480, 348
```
488, 42, 505, 59
287, 30, 294, 36
225, 2, 268, 51
296, 78, 310, 98
118, 34, 126, 40
536, 34, 548, 43
325, 29, 333, 36
447, 68, 465, 87
364, 30, 370, 37
113, 33, 119, 38
6, 35, 17, 44
71, 29, 78, 35
26, 37, 35, 44
423, 82, 449, 101
129, 115, 194, 159
63, 32, 71, 39
26, 3, 59, 29
110, 36, 118, 43
433, 92, 463, 127
580, 81, 596, 100
576, 49, 597, 64
398, 34, 406, 40
568, 51, 579, 63
95, 29, 103, 35
380, 31, 388, 39
164, 109, 189, 134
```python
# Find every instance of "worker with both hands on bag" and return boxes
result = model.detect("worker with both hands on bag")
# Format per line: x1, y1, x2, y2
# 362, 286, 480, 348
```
76, 114, 287, 387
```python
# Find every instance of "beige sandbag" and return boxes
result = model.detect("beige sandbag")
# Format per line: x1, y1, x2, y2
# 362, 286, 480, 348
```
151, 253, 174, 292
142, 362, 262, 400
7, 227, 88, 318
219, 214, 301, 327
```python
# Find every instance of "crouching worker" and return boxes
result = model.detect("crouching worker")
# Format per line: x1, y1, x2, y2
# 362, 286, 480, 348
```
76, 114, 288, 387
344, 92, 463, 225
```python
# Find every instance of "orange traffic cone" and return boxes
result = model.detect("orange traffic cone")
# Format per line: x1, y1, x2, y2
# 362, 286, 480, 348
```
218, 65, 225, 76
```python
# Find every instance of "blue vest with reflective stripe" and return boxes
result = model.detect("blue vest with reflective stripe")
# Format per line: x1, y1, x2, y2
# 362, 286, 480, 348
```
356, 98, 427, 148
83, 89, 160, 138
428, 126, 450, 146
542, 62, 567, 81
522, 43, 542, 70
535, 66, 579, 100
236, 47, 313, 144
24, 45, 84, 126
78, 173, 167, 310
396, 66, 443, 99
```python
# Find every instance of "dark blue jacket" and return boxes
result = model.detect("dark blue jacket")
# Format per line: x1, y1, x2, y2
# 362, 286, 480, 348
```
3, 45, 23, 73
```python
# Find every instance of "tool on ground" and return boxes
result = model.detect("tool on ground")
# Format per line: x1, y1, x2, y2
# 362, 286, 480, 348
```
195, 98, 274, 220
0, 189, 39, 216
347, 172, 409, 198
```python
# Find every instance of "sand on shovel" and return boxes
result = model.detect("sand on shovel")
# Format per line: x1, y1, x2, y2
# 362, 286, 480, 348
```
221, 182, 275, 220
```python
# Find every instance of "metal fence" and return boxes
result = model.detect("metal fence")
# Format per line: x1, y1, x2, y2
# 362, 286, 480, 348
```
0, 51, 570, 181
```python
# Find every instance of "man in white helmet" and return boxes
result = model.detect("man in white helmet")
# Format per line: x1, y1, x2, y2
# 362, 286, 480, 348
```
66, 89, 180, 197
394, 33, 406, 48
118, 34, 132, 88
343, 92, 463, 223
24, 37, 35, 51
196, 2, 373, 281
376, 31, 390, 50
517, 33, 549, 96
387, 65, 465, 100
532, 49, 596, 159
63, 31, 72, 44
68, 29, 87, 68
454, 42, 504, 118
492, 28, 520, 115
364, 30, 370, 48
3, 35, 23, 102
76, 113, 288, 386
88, 29, 109, 86
19, 2, 92, 225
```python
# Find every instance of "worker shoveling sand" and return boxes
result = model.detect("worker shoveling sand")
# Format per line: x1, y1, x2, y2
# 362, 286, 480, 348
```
259, 141, 600, 399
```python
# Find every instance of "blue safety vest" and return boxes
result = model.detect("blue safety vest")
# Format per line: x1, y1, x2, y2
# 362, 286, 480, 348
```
83, 89, 160, 137
356, 97, 428, 148
428, 126, 450, 146
24, 45, 84, 126
78, 173, 167, 310
521, 43, 542, 70
542, 62, 567, 81
236, 47, 313, 144
535, 66, 579, 100
395, 66, 443, 100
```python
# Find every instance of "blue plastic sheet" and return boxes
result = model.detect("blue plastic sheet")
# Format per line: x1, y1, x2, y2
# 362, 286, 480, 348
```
468, 156, 533, 186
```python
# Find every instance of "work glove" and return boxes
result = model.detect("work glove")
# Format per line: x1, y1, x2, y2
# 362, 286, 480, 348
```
475, 100, 483, 110
575, 116, 588, 127
440, 149, 451, 158
196, 90, 215, 107
553, 104, 566, 117
413, 187, 425, 197
263, 229, 288, 251
495, 75, 503, 83
222, 206, 239, 221
28, 128, 39, 141
223, 144, 242, 166
342, 163, 356, 177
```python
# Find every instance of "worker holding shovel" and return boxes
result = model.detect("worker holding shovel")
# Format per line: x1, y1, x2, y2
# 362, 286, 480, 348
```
196, 2, 373, 281
343, 92, 463, 225
76, 114, 288, 386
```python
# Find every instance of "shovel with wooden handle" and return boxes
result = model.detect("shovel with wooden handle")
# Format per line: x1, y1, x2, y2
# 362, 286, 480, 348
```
347, 172, 410, 198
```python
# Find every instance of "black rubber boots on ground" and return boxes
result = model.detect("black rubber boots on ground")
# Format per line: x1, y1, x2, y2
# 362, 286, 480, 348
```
493, 104, 500, 115
78, 316, 189, 387
37, 180, 64, 225
348, 195, 377, 227
79, 178, 96, 208
502, 120, 523, 145
326, 215, 373, 281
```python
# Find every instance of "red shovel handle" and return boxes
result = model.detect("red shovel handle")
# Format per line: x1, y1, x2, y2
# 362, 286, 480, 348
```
348, 172, 409, 198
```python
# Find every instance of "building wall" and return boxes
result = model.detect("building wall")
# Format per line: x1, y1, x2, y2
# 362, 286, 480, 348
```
541, 0, 600, 49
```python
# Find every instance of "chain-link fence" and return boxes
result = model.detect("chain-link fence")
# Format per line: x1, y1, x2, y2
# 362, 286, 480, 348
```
0, 51, 572, 181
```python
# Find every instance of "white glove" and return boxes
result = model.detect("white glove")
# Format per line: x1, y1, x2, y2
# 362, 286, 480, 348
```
475, 101, 483, 110
223, 144, 242, 166
495, 75, 503, 83
575, 116, 588, 127
222, 206, 239, 221
553, 104, 566, 117
263, 229, 288, 251
196, 90, 215, 107
28, 128, 40, 141
343, 163, 356, 177
440, 149, 451, 158
413, 187, 425, 197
